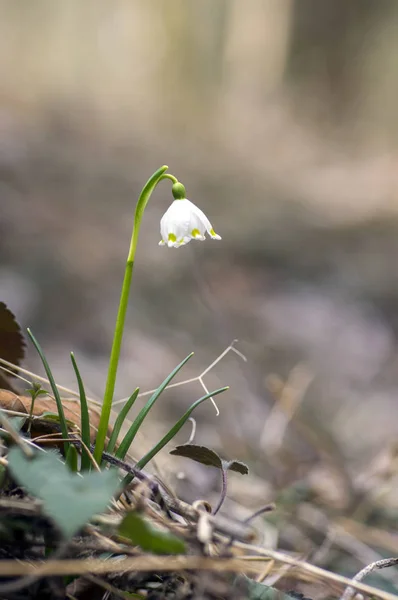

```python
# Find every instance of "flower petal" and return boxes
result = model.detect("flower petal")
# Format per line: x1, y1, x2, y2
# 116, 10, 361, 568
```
187, 201, 213, 231
191, 228, 205, 240
209, 228, 221, 240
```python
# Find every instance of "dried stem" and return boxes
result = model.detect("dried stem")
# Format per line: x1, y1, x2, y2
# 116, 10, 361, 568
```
340, 557, 398, 600
213, 464, 228, 515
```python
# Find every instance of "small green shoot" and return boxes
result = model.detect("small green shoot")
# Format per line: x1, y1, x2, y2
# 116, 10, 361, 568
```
26, 382, 48, 433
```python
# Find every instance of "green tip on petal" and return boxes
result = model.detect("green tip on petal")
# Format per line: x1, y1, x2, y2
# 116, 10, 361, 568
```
172, 182, 186, 200
210, 228, 222, 240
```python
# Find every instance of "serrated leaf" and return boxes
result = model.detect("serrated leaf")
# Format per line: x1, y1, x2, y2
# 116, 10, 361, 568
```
119, 511, 186, 555
8, 447, 120, 538
224, 459, 249, 475
170, 444, 248, 475
0, 302, 25, 392
170, 444, 222, 468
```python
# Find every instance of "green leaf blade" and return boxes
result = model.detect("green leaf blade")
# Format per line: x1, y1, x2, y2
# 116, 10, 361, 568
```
115, 353, 194, 460
119, 511, 185, 555
70, 352, 91, 471
27, 328, 70, 456
106, 387, 139, 456
120, 386, 228, 488
135, 386, 228, 471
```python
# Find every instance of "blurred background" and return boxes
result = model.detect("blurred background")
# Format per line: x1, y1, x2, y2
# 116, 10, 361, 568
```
2, 0, 398, 572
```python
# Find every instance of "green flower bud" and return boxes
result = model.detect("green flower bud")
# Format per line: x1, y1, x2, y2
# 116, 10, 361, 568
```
172, 182, 186, 200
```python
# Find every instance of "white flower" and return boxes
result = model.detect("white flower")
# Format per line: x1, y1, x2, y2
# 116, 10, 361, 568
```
159, 199, 222, 248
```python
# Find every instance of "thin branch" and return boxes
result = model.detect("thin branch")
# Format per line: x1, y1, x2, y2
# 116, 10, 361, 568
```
234, 540, 398, 600
112, 340, 247, 415
95, 448, 256, 542
0, 539, 71, 595
1, 340, 246, 418
243, 504, 276, 524
340, 557, 398, 600
0, 409, 33, 457
0, 364, 32, 385
0, 358, 98, 403
0, 554, 397, 600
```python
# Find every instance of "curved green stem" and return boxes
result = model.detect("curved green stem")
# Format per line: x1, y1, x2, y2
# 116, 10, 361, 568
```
94, 165, 170, 463
159, 173, 178, 185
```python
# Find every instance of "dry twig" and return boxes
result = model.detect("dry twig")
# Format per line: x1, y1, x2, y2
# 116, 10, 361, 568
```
340, 557, 398, 600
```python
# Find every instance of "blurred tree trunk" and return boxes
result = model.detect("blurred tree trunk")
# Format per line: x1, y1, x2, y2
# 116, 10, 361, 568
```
285, 0, 398, 141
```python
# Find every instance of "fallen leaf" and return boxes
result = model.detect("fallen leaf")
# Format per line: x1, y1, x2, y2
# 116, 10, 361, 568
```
0, 302, 25, 392
0, 389, 105, 443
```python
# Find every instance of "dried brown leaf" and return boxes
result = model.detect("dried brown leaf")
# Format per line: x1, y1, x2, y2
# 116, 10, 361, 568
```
0, 302, 25, 392
0, 389, 104, 443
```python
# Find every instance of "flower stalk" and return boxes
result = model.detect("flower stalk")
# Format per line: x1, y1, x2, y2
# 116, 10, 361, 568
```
94, 165, 170, 463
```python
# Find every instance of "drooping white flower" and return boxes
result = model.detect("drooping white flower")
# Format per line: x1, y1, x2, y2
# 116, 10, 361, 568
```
159, 198, 222, 248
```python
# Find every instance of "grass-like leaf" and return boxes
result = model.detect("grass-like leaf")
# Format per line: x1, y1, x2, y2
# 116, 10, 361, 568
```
8, 446, 120, 538
70, 352, 91, 471
67, 443, 79, 472
27, 328, 70, 456
106, 387, 139, 455
121, 385, 228, 487
115, 353, 194, 460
